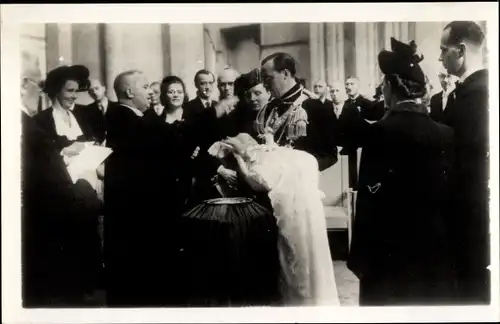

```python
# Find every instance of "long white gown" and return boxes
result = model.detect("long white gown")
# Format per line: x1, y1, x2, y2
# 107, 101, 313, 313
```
211, 140, 340, 306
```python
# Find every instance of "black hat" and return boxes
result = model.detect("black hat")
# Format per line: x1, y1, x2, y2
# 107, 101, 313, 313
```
378, 38, 425, 86
234, 68, 262, 98
43, 65, 90, 97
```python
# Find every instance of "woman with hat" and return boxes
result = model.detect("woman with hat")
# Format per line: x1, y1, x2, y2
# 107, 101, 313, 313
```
31, 65, 103, 304
220, 68, 271, 139
347, 38, 457, 305
34, 65, 97, 160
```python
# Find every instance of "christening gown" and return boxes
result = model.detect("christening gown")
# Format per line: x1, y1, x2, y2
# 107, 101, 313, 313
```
211, 140, 340, 306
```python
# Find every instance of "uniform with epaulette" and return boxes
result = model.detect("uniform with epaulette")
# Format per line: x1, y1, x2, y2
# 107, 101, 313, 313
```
255, 82, 337, 171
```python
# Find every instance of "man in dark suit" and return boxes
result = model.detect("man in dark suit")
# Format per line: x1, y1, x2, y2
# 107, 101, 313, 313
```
73, 78, 119, 145
337, 76, 374, 189
21, 62, 102, 307
184, 69, 218, 113
429, 69, 457, 123
104, 70, 234, 306
312, 79, 333, 107
439, 21, 490, 305
183, 69, 222, 205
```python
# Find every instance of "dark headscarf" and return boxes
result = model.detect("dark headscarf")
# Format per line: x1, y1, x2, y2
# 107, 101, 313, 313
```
42, 65, 90, 99
378, 38, 426, 87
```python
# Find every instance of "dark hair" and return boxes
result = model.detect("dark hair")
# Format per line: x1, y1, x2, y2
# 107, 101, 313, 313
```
160, 75, 189, 107
43, 65, 90, 99
193, 69, 215, 87
444, 21, 485, 48
261, 52, 296, 77
385, 74, 427, 100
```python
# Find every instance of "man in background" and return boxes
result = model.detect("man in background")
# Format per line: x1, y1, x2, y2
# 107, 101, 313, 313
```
429, 68, 457, 123
76, 78, 119, 144
149, 81, 164, 116
313, 79, 332, 106
217, 67, 240, 101
338, 76, 373, 189
185, 69, 217, 114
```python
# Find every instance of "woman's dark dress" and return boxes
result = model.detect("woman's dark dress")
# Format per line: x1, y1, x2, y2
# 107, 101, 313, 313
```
347, 104, 457, 305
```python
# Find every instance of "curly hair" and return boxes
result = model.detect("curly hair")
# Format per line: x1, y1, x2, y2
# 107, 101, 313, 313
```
159, 75, 189, 107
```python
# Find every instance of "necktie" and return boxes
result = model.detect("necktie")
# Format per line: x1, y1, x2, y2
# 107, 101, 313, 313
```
205, 101, 211, 109
98, 102, 105, 114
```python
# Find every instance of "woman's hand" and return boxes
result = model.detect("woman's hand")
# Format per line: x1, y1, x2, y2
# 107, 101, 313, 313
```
62, 141, 86, 157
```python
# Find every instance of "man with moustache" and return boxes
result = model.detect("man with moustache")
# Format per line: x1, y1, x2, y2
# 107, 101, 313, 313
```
20, 53, 102, 307
185, 69, 218, 114
258, 52, 337, 171
183, 69, 224, 205
429, 68, 457, 123
439, 21, 490, 304
337, 76, 374, 189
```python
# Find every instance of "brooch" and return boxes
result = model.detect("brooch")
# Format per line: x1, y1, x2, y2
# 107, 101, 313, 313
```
367, 183, 381, 194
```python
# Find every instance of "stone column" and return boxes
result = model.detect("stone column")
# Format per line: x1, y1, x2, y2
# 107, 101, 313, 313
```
399, 22, 409, 43
384, 22, 393, 50
168, 24, 205, 100
102, 24, 124, 101
309, 22, 326, 88
45, 23, 73, 72
203, 25, 217, 74
355, 22, 374, 96
325, 23, 345, 85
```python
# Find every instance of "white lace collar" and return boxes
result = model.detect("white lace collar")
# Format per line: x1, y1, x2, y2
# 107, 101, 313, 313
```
51, 99, 83, 141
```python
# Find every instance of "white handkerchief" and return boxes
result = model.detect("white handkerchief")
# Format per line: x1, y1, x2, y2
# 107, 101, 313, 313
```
67, 145, 113, 183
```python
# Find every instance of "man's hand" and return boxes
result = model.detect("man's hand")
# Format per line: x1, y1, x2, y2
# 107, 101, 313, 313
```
214, 97, 239, 118
217, 165, 239, 188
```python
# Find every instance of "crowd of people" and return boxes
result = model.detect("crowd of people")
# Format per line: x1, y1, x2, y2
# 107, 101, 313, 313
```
20, 20, 489, 307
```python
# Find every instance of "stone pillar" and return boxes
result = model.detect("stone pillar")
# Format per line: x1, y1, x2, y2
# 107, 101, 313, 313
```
384, 22, 393, 50
355, 22, 373, 96
399, 22, 409, 43
392, 22, 400, 40
203, 25, 217, 75
168, 24, 205, 100
45, 23, 73, 72
309, 22, 326, 88
325, 23, 345, 85
102, 24, 124, 101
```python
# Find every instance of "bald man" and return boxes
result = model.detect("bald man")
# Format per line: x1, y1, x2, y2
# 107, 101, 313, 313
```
104, 70, 234, 306
313, 80, 330, 104
218, 67, 240, 100
103, 70, 162, 306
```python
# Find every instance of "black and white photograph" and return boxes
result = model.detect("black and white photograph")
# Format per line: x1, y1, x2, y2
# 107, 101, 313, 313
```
2, 3, 499, 323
